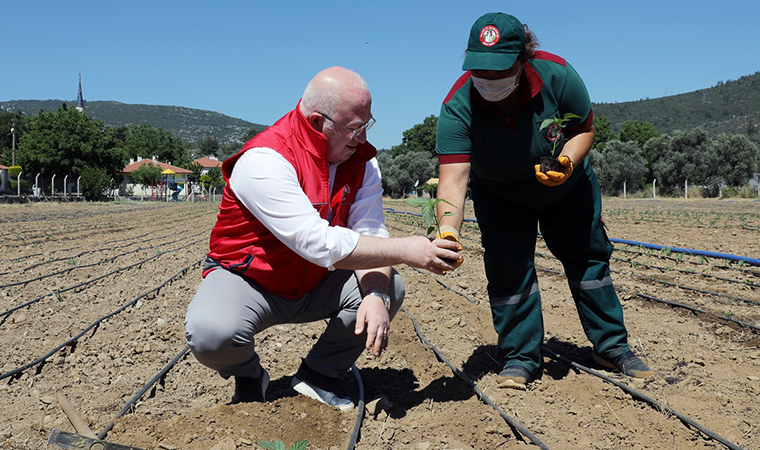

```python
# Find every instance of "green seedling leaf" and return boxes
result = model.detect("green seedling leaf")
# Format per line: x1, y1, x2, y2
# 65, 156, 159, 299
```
406, 198, 457, 237
290, 441, 309, 450
259, 441, 286, 450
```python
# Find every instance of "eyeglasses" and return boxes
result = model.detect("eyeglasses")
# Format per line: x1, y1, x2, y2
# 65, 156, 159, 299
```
321, 113, 376, 140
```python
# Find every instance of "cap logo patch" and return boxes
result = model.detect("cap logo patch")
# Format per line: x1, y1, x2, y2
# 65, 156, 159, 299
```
479, 25, 500, 47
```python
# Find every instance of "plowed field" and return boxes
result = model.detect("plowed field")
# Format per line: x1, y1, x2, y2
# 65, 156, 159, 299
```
1, 198, 758, 450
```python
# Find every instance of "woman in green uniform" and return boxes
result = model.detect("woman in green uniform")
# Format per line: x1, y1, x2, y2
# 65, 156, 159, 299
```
435, 12, 654, 389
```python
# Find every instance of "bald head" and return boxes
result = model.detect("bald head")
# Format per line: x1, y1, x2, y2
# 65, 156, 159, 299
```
300, 66, 371, 117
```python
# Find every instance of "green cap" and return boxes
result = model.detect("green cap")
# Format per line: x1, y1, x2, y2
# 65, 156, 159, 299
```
462, 13, 526, 71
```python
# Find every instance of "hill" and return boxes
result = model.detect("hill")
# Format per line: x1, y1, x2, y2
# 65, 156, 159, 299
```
3, 71, 760, 146
0, 100, 267, 145
592, 71, 760, 137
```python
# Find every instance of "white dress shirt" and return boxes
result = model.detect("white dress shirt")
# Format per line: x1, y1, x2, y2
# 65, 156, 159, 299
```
229, 147, 388, 270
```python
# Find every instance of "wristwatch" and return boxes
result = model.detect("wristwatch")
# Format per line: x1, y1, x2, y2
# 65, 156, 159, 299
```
366, 290, 391, 310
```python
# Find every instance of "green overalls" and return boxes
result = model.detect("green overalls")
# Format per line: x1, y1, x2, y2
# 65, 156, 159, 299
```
436, 51, 631, 375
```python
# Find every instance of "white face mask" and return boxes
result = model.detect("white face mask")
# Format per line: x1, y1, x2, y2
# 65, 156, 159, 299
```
471, 73, 519, 102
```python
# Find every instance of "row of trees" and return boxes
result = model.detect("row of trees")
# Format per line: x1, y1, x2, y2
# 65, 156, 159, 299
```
590, 115, 759, 195
3, 104, 758, 201
375, 113, 760, 198
0, 106, 237, 200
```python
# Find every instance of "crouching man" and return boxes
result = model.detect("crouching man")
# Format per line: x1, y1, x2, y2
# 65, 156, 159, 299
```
184, 66, 461, 410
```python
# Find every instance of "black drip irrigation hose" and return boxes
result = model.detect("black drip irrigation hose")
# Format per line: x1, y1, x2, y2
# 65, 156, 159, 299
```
609, 238, 760, 267
411, 267, 477, 304
0, 238, 206, 319
610, 255, 758, 291
386, 208, 759, 270
615, 287, 760, 334
98, 345, 191, 440
401, 306, 550, 450
0, 258, 204, 381
387, 209, 756, 448
534, 251, 760, 308
9, 228, 206, 276
0, 234, 207, 289
535, 266, 760, 334
413, 263, 749, 450
612, 246, 760, 278
346, 363, 365, 450
540, 347, 748, 450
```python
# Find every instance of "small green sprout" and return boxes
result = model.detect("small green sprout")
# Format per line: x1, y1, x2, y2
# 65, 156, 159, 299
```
259, 440, 309, 450
539, 112, 581, 156
406, 197, 457, 237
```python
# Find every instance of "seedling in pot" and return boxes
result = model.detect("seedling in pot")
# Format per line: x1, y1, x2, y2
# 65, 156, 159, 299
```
538, 112, 580, 172
406, 197, 463, 267
405, 197, 457, 238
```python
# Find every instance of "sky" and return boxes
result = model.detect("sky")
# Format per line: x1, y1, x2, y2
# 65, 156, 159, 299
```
2, 0, 759, 150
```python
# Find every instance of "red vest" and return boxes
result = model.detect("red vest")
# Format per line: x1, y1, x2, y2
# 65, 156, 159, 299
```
206, 103, 377, 299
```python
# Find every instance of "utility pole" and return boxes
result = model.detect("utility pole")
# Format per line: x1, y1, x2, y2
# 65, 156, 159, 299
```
11, 119, 16, 166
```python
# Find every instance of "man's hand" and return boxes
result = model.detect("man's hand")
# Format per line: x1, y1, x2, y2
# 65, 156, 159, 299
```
435, 225, 464, 268
535, 155, 574, 187
355, 294, 390, 357
404, 236, 462, 274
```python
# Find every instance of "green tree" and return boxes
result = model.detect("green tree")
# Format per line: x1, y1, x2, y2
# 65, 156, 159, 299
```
122, 124, 189, 167
619, 120, 659, 149
129, 162, 163, 198
390, 115, 438, 158
206, 166, 225, 189
218, 142, 242, 161
378, 150, 437, 198
184, 161, 204, 183
643, 129, 711, 192
591, 113, 617, 152
589, 140, 647, 194
706, 133, 760, 187
197, 132, 220, 157
18, 106, 125, 185
80, 166, 113, 201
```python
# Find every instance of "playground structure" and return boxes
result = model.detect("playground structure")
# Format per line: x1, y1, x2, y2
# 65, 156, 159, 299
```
147, 170, 216, 202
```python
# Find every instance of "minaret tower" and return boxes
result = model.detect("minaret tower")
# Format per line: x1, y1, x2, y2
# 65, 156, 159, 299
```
75, 73, 85, 112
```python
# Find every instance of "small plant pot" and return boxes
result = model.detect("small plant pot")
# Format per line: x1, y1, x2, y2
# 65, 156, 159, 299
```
540, 156, 563, 173
429, 237, 463, 267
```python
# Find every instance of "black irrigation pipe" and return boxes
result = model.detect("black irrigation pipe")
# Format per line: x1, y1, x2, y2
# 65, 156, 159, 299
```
415, 262, 749, 450
0, 238, 206, 320
0, 207, 211, 264
8, 229, 203, 275
401, 306, 550, 450
0, 234, 207, 289
534, 251, 760, 308
615, 287, 760, 334
610, 256, 758, 291
387, 207, 760, 271
410, 267, 477, 304
346, 363, 365, 450
0, 258, 203, 382
610, 238, 760, 267
611, 246, 760, 278
540, 347, 747, 450
98, 345, 192, 440
535, 265, 760, 334
611, 266, 760, 307
389, 210, 756, 446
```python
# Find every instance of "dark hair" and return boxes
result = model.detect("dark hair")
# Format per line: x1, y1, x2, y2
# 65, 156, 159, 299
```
519, 24, 539, 61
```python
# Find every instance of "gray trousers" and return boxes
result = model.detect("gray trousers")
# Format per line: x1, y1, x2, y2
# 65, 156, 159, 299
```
184, 267, 405, 379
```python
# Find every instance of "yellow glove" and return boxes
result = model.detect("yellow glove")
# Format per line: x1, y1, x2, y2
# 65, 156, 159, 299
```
435, 225, 464, 268
535, 155, 574, 187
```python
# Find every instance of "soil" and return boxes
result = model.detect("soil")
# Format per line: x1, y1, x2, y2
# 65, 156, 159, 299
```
1, 198, 759, 450
539, 157, 563, 173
